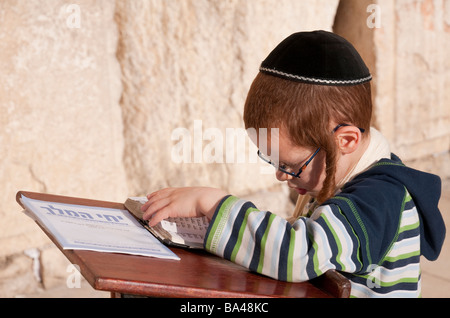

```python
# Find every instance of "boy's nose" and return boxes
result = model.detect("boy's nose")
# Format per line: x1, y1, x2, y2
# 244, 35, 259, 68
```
275, 170, 293, 182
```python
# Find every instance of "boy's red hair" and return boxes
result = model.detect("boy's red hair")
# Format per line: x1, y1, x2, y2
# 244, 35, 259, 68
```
244, 72, 373, 203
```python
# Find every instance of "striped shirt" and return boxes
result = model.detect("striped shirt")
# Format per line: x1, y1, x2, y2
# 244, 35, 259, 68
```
204, 189, 422, 298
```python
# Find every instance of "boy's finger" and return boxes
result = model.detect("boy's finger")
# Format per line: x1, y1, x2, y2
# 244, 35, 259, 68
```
142, 189, 170, 211
142, 197, 171, 220
148, 210, 169, 227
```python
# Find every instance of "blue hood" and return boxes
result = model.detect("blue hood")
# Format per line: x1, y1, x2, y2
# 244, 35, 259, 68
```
327, 154, 445, 265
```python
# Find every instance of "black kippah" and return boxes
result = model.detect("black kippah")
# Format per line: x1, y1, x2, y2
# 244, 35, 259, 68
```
260, 30, 372, 86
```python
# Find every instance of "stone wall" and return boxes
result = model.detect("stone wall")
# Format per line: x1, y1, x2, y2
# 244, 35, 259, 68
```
0, 0, 448, 297
374, 0, 450, 178
334, 0, 450, 178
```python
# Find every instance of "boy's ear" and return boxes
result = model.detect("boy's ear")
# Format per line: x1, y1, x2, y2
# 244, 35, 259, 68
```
335, 126, 362, 154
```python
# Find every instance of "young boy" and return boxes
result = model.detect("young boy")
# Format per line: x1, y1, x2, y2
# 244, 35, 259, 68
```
141, 31, 446, 297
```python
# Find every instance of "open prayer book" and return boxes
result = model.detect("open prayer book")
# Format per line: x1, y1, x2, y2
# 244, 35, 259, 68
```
124, 197, 209, 249
18, 193, 180, 260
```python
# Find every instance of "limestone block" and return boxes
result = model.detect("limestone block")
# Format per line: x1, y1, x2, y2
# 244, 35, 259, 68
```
0, 0, 127, 256
115, 0, 339, 197
40, 245, 74, 290
407, 151, 450, 178
374, 0, 450, 166
394, 0, 450, 147
0, 253, 40, 297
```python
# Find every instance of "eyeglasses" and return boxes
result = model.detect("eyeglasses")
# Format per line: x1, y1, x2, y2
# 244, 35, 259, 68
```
257, 124, 365, 178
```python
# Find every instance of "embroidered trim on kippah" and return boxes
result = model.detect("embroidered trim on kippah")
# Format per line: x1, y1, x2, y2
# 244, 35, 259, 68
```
260, 67, 372, 85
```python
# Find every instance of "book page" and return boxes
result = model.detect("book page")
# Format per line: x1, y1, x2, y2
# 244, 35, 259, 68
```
159, 216, 209, 246
126, 197, 209, 249
20, 195, 180, 260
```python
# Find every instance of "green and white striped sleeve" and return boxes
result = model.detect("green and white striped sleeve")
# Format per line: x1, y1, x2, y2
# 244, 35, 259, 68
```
204, 195, 363, 282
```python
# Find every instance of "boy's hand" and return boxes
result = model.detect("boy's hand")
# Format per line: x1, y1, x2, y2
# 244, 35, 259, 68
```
141, 187, 227, 226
